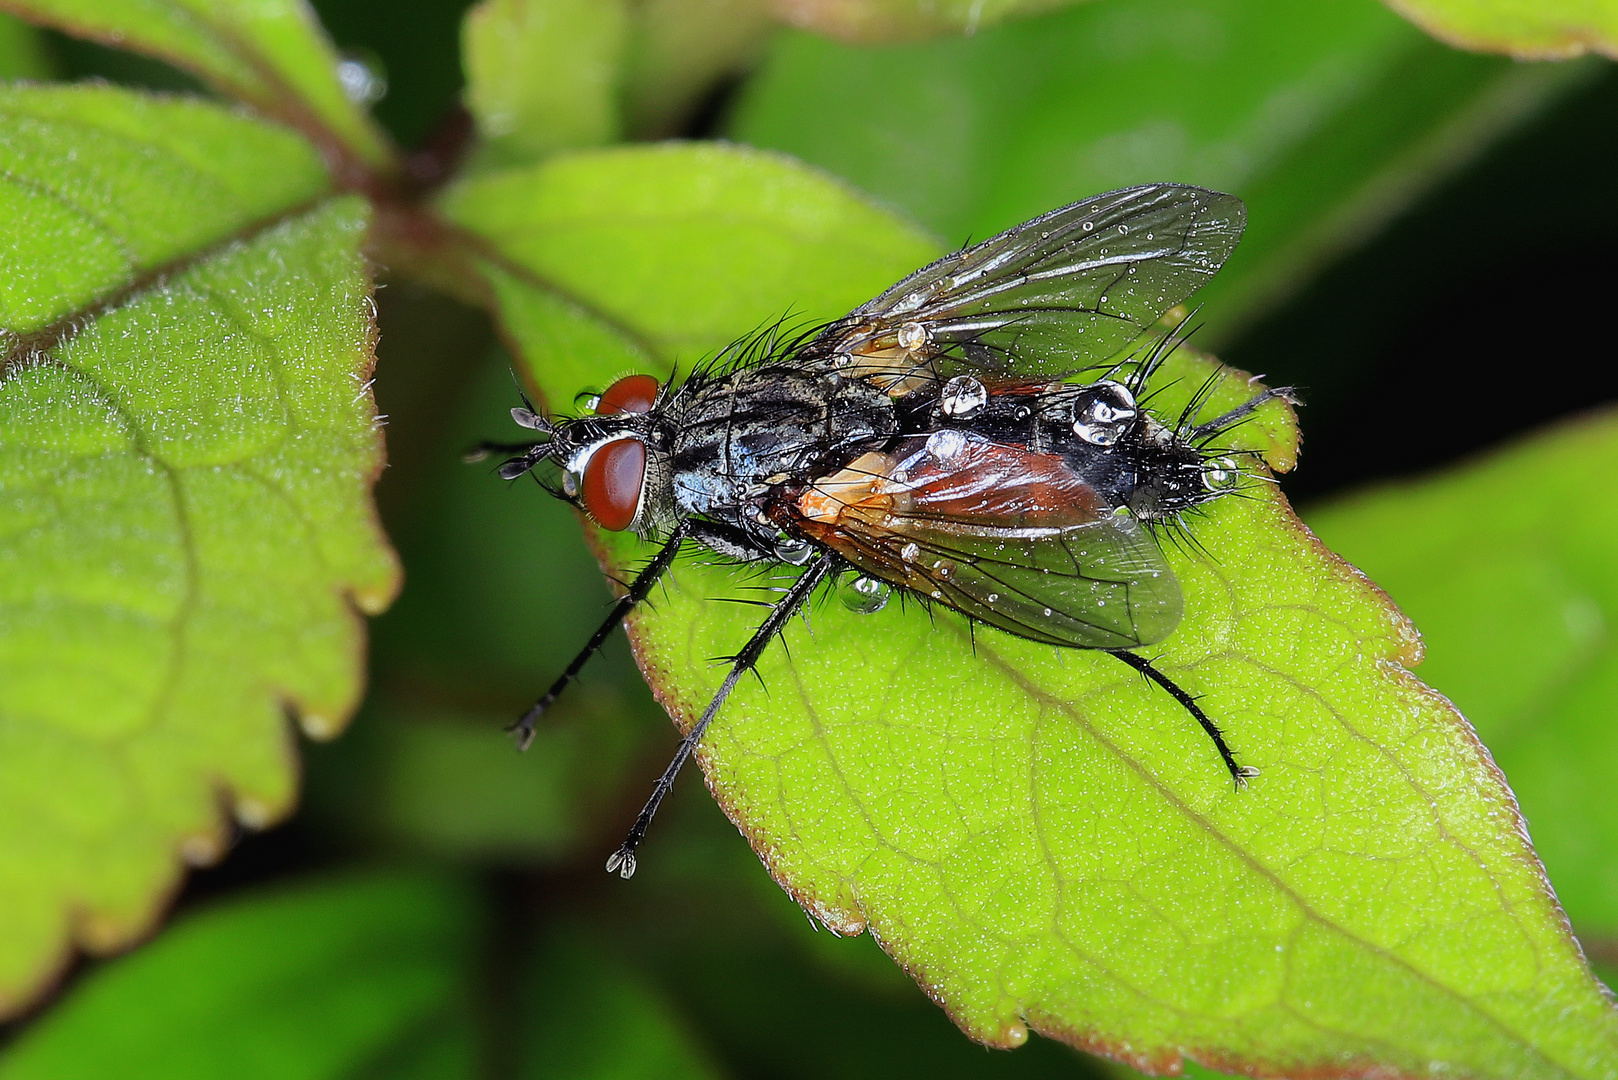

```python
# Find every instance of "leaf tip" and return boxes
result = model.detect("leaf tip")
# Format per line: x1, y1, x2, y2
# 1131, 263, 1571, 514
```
233, 796, 276, 830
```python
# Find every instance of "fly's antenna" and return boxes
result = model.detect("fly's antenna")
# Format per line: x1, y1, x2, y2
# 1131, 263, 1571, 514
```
462, 401, 559, 478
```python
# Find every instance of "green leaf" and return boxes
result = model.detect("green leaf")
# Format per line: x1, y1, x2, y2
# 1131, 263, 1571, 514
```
0, 85, 397, 1011
438, 142, 940, 371
729, 0, 1592, 345
0, 871, 477, 1080
771, 0, 1085, 42
461, 0, 628, 168
521, 925, 722, 1079
1382, 0, 1618, 59
0, 0, 395, 172
0, 84, 330, 333
1306, 411, 1618, 945
619, 0, 776, 138
457, 145, 1617, 1071
0, 12, 49, 79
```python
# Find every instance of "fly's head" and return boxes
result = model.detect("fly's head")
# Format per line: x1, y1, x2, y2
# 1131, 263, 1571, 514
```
495, 374, 679, 535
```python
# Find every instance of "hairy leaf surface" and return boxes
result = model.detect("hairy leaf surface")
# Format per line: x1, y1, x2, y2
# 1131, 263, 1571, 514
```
1309, 411, 1618, 951
0, 88, 396, 1010
0, 84, 328, 332
0, 0, 393, 169
471, 145, 1618, 1072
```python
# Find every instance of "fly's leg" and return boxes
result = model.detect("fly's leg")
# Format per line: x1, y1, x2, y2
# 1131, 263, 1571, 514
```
1108, 650, 1258, 789
1186, 386, 1300, 444
607, 553, 837, 879
510, 522, 690, 751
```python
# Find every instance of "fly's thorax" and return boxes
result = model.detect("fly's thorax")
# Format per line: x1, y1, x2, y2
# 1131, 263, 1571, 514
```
667, 365, 897, 519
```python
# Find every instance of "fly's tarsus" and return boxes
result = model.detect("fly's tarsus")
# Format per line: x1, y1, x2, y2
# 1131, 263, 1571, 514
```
607, 555, 837, 877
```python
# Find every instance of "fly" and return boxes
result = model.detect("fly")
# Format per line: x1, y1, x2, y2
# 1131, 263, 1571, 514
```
473, 183, 1296, 878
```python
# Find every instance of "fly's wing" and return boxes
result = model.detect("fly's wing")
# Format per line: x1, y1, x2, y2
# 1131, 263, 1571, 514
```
787, 434, 1182, 650
802, 184, 1244, 384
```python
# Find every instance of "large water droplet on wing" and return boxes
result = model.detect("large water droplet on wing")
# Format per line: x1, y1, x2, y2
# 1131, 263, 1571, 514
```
840, 575, 891, 614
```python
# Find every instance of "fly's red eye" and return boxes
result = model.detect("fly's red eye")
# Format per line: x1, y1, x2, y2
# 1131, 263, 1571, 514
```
581, 439, 646, 531
596, 374, 659, 415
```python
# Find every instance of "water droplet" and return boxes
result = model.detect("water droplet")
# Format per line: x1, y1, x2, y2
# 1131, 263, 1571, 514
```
336, 53, 386, 105
774, 534, 813, 565
897, 321, 929, 350
939, 375, 987, 418
1042, 607, 1053, 617
986, 593, 999, 603
1204, 456, 1240, 491
931, 590, 944, 599
841, 575, 891, 614
1072, 381, 1138, 446
1082, 220, 1095, 231
926, 428, 968, 461
901, 542, 920, 562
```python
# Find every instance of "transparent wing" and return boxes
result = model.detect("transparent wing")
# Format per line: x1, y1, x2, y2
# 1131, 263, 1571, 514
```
802, 184, 1244, 383
786, 433, 1182, 649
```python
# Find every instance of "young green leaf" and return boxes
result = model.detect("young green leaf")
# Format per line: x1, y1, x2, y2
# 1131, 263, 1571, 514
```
772, 0, 1082, 41
0, 872, 476, 1080
458, 147, 1618, 1071
0, 84, 329, 332
729, 0, 1592, 345
0, 0, 395, 172
1307, 410, 1618, 951
439, 142, 939, 370
1383, 0, 1618, 59
0, 86, 397, 1011
461, 0, 628, 169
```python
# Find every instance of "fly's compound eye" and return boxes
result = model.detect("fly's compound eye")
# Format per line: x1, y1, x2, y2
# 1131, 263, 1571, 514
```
581, 438, 647, 531
596, 374, 660, 416
1073, 381, 1138, 446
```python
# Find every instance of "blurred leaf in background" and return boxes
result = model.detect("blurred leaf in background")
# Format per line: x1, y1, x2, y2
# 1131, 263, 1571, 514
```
728, 0, 1594, 345
1383, 0, 1618, 59
0, 872, 479, 1080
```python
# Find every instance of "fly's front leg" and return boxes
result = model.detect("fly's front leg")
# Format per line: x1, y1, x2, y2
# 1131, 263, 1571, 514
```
606, 553, 837, 879
510, 522, 690, 750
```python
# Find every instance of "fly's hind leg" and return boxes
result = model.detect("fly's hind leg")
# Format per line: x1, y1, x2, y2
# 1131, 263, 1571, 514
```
607, 553, 837, 879
1108, 650, 1258, 788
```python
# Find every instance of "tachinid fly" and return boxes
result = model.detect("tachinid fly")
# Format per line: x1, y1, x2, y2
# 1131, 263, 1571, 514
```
475, 183, 1295, 878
